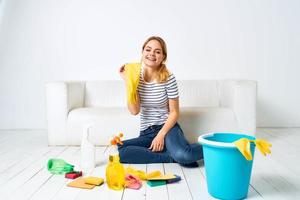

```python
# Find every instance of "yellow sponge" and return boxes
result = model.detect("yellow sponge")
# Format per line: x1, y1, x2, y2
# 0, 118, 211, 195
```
84, 177, 104, 186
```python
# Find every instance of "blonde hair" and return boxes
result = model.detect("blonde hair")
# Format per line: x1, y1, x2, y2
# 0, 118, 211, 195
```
142, 36, 170, 83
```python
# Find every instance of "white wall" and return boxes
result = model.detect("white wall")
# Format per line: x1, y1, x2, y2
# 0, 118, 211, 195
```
0, 0, 299, 129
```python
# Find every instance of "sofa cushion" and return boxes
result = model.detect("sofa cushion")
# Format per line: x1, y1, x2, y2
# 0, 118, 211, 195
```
178, 107, 238, 143
67, 107, 139, 145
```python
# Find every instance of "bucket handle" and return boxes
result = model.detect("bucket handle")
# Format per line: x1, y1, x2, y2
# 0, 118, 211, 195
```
198, 133, 237, 148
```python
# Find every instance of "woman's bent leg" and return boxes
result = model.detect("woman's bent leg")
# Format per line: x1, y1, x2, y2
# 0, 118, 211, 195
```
119, 146, 174, 163
165, 123, 203, 164
118, 135, 173, 164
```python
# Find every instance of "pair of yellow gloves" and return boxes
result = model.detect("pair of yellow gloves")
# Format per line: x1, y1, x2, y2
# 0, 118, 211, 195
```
234, 138, 272, 161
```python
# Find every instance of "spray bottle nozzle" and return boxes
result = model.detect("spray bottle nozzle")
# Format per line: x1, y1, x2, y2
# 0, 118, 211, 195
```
111, 133, 124, 145
103, 132, 124, 154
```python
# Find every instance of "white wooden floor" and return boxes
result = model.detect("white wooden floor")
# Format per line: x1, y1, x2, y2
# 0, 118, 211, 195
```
0, 128, 299, 200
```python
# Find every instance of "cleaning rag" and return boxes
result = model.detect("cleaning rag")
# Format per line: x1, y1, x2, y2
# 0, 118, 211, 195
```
125, 174, 142, 190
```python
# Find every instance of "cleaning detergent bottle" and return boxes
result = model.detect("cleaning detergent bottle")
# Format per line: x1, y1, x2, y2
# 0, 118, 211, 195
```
106, 135, 125, 190
80, 124, 95, 174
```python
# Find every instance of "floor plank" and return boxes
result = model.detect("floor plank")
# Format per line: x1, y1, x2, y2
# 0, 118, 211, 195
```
0, 147, 66, 199
0, 146, 53, 185
122, 164, 147, 200
164, 163, 193, 200
145, 163, 168, 200
30, 147, 80, 200
11, 147, 78, 200
181, 161, 215, 200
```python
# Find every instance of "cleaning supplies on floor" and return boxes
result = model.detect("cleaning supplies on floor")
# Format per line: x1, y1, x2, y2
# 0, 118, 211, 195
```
106, 135, 125, 190
124, 63, 142, 104
49, 130, 182, 191
233, 138, 272, 160
81, 124, 95, 174
47, 159, 74, 174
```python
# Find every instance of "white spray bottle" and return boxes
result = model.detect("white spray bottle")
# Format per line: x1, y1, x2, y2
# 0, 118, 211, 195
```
80, 123, 95, 174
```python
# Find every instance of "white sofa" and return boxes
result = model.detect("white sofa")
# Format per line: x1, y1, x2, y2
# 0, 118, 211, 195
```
46, 80, 256, 146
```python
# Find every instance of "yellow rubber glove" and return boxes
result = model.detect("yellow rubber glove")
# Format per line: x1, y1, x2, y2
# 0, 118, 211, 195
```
233, 138, 253, 160
233, 138, 272, 161
125, 167, 161, 180
146, 171, 162, 180
124, 63, 142, 104
255, 139, 272, 156
125, 167, 147, 180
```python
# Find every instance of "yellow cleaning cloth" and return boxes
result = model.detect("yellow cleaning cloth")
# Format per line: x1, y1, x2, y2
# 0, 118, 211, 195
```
233, 138, 272, 161
125, 167, 161, 180
124, 63, 142, 104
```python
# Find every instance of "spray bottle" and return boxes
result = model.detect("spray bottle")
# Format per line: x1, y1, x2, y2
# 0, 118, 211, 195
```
80, 123, 95, 174
106, 133, 125, 190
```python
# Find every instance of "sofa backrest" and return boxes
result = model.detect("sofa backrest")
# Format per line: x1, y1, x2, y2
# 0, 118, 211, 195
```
84, 80, 221, 107
85, 81, 127, 107
177, 80, 219, 107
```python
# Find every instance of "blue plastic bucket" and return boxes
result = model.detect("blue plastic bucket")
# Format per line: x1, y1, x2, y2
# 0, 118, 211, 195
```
198, 133, 255, 200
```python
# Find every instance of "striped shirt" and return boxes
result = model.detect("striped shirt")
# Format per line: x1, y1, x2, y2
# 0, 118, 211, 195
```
137, 71, 179, 131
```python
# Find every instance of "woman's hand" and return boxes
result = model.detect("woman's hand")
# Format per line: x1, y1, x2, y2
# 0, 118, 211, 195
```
149, 133, 165, 152
119, 65, 126, 81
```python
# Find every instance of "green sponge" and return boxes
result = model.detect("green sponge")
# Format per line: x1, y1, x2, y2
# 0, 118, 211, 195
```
147, 180, 166, 187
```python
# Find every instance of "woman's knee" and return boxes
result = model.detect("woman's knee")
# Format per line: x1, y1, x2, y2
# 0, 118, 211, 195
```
118, 146, 129, 163
165, 124, 183, 143
172, 150, 193, 164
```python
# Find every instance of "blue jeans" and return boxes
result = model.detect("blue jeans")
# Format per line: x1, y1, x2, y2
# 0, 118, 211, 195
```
118, 123, 203, 164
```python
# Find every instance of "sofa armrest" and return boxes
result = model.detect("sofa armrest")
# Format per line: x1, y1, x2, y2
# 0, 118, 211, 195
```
219, 80, 257, 135
46, 81, 85, 145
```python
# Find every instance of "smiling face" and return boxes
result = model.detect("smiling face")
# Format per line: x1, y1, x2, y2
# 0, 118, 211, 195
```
142, 39, 166, 70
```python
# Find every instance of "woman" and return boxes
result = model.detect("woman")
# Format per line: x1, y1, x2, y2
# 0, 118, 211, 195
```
118, 36, 203, 167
